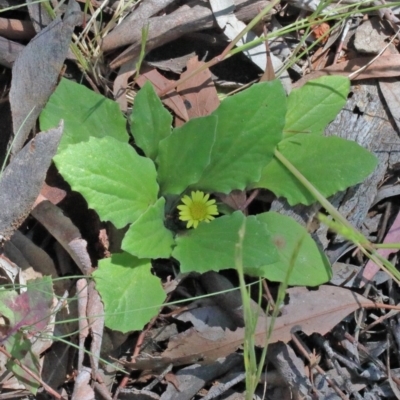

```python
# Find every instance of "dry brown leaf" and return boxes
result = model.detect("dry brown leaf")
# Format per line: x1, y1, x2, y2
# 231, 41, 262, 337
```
40, 182, 67, 205
217, 190, 247, 211
124, 286, 375, 370
9, 0, 81, 156
136, 69, 189, 122
294, 55, 400, 88
177, 57, 220, 119
0, 123, 63, 242
31, 198, 93, 275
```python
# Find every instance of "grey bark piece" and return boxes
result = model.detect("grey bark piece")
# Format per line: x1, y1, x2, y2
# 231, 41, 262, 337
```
354, 18, 391, 54
267, 342, 314, 400
9, 0, 81, 157
160, 353, 242, 400
0, 122, 63, 242
271, 81, 400, 250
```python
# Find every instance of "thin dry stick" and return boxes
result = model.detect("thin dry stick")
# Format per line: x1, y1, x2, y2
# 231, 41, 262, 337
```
262, 279, 276, 310
290, 333, 350, 400
0, 346, 63, 399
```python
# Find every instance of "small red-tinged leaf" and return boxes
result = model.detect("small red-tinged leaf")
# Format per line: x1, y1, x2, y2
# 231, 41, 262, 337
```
0, 277, 54, 335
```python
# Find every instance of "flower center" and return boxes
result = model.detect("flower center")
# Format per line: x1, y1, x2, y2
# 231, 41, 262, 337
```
190, 201, 208, 221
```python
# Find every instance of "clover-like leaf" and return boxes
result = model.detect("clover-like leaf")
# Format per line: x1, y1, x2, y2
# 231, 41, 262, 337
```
93, 252, 166, 332
54, 136, 159, 228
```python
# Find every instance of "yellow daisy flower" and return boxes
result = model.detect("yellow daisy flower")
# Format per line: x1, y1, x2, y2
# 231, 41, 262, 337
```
177, 191, 219, 229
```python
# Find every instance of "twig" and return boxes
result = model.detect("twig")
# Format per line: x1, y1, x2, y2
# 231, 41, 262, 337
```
0, 346, 63, 399
291, 333, 350, 400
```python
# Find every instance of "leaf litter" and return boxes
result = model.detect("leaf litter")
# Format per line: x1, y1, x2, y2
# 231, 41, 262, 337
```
1, 0, 400, 399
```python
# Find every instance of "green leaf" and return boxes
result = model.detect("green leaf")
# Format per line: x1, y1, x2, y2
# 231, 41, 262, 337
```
247, 212, 332, 286
6, 332, 40, 394
192, 80, 286, 193
173, 211, 278, 273
157, 116, 217, 194
40, 78, 128, 152
93, 252, 166, 332
255, 134, 377, 205
131, 81, 172, 160
284, 76, 349, 138
122, 197, 175, 259
54, 136, 159, 228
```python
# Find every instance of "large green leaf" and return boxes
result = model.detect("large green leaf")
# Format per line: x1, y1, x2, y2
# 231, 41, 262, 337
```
284, 76, 349, 138
254, 134, 377, 205
131, 81, 172, 160
94, 253, 166, 332
122, 197, 175, 259
247, 212, 331, 286
191, 80, 286, 193
53, 137, 159, 228
173, 211, 278, 273
157, 116, 217, 195
40, 78, 128, 152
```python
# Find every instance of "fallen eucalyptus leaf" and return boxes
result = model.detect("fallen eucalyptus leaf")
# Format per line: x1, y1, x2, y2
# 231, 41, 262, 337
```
9, 0, 81, 156
121, 286, 375, 369
0, 122, 63, 241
